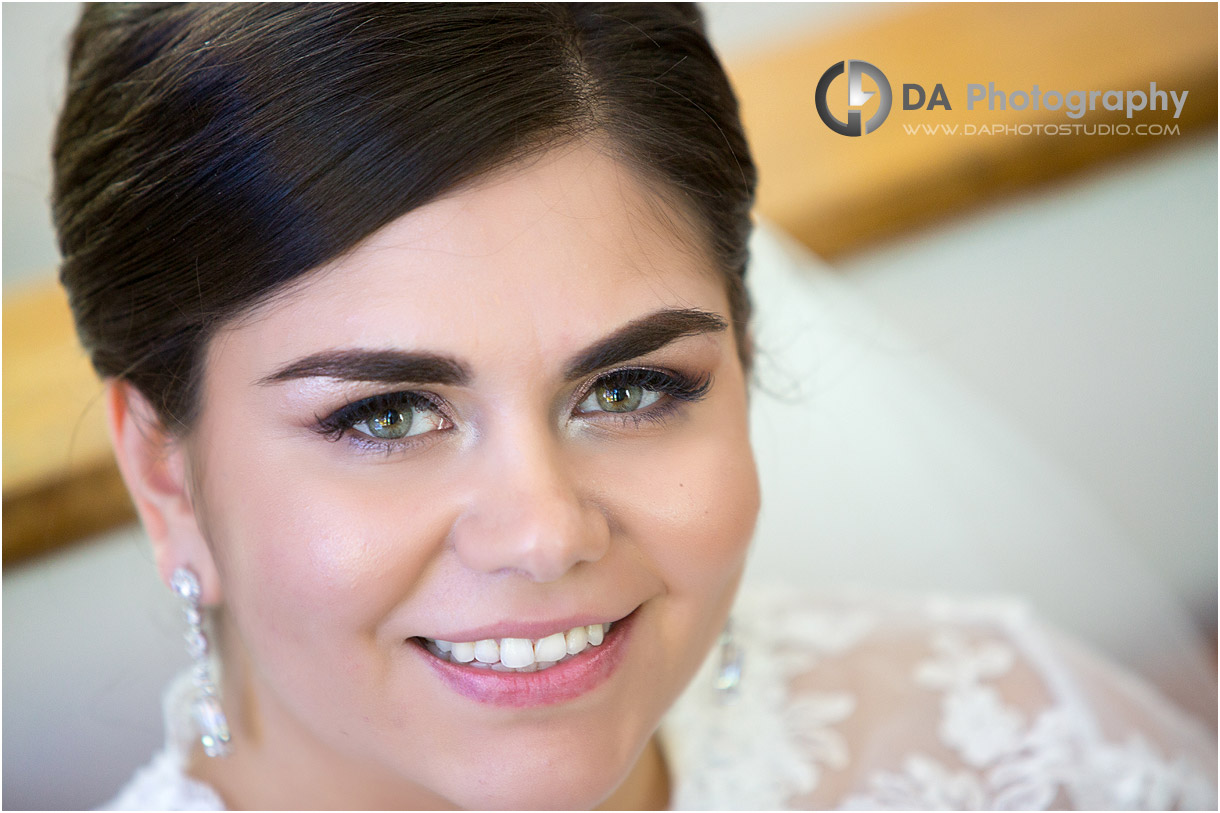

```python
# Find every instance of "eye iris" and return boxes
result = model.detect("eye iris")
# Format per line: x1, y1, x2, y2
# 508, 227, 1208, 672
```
368, 408, 412, 439
597, 383, 643, 412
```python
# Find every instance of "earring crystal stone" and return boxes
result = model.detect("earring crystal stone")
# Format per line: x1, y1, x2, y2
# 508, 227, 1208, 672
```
170, 567, 231, 758
713, 619, 744, 704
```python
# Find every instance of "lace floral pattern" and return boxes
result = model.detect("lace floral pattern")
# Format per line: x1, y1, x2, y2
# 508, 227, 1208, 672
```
661, 587, 877, 809
670, 586, 1215, 810
831, 594, 1213, 811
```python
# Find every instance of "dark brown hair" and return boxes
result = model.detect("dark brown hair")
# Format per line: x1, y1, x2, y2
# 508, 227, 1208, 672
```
54, 3, 757, 432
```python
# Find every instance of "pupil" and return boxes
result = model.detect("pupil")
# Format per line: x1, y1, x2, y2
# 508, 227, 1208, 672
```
370, 408, 411, 438
598, 384, 641, 412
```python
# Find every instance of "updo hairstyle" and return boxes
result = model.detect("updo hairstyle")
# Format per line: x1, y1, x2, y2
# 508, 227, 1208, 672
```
53, 3, 757, 432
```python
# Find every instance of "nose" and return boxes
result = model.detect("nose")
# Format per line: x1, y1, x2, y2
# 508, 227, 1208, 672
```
448, 424, 611, 582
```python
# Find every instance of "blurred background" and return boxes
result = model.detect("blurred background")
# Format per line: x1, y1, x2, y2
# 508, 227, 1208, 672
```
4, 3, 1216, 809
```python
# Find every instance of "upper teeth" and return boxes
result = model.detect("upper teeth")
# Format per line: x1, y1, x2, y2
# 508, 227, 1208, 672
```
424, 623, 611, 672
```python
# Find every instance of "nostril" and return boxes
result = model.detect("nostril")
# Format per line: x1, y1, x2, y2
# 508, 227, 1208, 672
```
449, 506, 610, 582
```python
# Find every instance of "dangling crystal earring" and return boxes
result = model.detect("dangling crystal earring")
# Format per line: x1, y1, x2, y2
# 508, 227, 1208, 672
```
713, 618, 744, 703
171, 567, 231, 757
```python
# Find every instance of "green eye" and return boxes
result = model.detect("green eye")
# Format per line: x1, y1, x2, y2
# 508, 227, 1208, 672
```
595, 383, 644, 412
366, 408, 412, 439
320, 391, 449, 447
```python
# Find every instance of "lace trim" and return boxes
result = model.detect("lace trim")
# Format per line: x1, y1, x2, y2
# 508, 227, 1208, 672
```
662, 585, 876, 809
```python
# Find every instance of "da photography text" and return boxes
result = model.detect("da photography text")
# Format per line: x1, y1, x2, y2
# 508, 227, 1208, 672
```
907, 81, 1189, 120
815, 59, 1191, 137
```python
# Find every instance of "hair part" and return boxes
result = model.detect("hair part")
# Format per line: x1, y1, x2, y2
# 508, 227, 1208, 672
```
54, 3, 757, 432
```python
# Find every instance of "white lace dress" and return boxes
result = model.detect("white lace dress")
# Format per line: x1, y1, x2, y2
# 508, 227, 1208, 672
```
104, 586, 1217, 810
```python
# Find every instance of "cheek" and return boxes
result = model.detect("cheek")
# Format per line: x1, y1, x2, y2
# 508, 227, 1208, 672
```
596, 394, 760, 593
194, 435, 449, 652
576, 390, 759, 724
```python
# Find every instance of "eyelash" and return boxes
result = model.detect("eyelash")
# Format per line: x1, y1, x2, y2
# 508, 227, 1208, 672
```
311, 367, 713, 452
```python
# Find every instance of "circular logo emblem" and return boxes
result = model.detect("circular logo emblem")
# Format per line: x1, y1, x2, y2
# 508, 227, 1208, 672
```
815, 60, 892, 136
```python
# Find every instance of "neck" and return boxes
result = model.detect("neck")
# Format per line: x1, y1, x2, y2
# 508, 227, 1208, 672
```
596, 735, 670, 811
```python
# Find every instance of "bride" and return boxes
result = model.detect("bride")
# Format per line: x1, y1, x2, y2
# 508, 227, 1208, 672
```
53, 4, 1213, 809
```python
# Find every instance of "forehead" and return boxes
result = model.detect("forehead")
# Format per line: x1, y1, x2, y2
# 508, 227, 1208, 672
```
213, 143, 724, 377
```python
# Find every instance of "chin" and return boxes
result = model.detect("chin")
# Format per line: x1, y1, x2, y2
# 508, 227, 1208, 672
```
447, 780, 616, 811
420, 717, 654, 811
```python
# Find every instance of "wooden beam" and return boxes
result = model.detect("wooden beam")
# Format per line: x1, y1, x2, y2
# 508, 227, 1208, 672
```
3, 461, 135, 564
2, 282, 135, 563
726, 2, 1218, 258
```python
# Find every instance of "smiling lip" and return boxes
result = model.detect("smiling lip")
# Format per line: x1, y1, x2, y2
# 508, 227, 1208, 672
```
414, 609, 636, 707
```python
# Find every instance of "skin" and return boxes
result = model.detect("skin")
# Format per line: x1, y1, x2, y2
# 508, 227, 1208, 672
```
109, 140, 760, 809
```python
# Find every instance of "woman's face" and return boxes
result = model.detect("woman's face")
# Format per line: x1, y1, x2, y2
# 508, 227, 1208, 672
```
184, 142, 759, 809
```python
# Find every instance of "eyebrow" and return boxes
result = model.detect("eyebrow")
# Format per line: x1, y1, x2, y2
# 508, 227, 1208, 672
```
563, 307, 726, 380
256, 307, 727, 387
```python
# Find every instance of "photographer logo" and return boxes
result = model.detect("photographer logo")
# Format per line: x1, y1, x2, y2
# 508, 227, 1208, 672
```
815, 60, 892, 136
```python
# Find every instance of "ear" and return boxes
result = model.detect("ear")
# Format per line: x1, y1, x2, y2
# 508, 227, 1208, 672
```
105, 380, 223, 606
